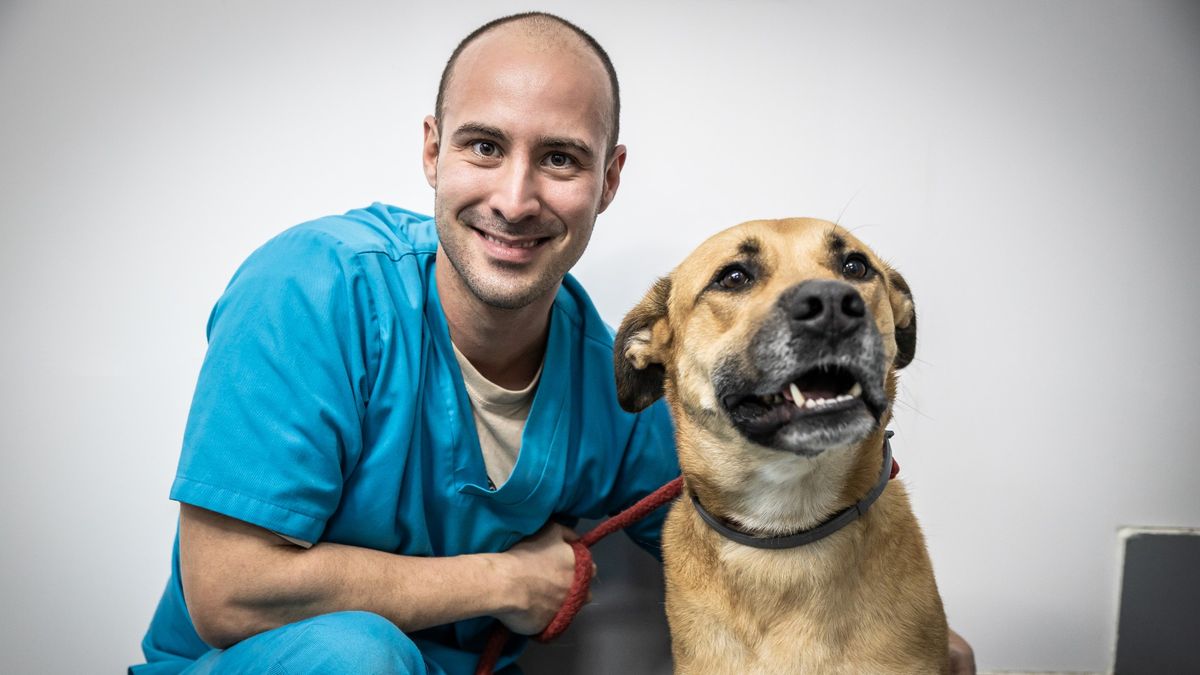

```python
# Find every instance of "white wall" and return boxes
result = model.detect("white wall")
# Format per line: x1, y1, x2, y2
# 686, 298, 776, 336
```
2, 1, 1198, 672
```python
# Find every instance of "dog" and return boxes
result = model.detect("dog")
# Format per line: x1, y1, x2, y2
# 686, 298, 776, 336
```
614, 218, 947, 674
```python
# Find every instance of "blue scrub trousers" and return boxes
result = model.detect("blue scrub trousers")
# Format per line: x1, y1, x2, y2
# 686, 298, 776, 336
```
180, 611, 436, 674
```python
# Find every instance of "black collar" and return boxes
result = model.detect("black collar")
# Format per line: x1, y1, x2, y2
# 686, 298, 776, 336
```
690, 430, 895, 550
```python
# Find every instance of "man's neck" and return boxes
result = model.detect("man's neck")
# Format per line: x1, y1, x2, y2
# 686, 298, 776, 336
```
435, 250, 555, 390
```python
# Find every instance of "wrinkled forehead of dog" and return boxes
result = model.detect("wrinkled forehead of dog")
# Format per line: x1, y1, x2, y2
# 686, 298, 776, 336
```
667, 218, 890, 302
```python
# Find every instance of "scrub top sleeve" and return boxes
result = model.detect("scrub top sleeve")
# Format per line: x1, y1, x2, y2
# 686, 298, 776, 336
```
171, 229, 374, 543
610, 399, 681, 559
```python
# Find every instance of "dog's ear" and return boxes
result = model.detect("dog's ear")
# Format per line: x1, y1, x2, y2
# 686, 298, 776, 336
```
886, 268, 917, 370
614, 276, 672, 412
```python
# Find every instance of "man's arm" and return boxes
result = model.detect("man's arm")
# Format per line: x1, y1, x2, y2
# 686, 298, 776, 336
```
179, 504, 582, 648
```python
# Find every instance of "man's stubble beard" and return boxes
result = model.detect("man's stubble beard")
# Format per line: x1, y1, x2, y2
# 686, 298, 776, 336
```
435, 205, 594, 311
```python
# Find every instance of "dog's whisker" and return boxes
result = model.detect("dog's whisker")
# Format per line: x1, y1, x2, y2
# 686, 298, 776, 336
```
891, 396, 934, 421
834, 188, 863, 227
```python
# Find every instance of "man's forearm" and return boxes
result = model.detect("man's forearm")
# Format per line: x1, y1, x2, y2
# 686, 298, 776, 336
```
179, 504, 515, 648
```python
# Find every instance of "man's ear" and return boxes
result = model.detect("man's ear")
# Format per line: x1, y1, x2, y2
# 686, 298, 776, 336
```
597, 144, 627, 214
422, 115, 440, 189
614, 276, 672, 412
886, 268, 917, 370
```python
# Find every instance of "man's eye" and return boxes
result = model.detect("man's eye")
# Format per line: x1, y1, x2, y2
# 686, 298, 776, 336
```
546, 152, 573, 168
472, 141, 498, 157
842, 254, 871, 280
715, 266, 753, 290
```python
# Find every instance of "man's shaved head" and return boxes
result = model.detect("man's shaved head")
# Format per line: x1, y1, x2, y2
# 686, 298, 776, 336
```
435, 12, 621, 152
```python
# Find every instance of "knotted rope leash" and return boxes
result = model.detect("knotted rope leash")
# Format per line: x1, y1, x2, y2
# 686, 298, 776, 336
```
473, 476, 684, 675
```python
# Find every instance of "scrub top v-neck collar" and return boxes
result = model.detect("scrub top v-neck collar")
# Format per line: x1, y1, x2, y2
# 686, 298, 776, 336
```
425, 265, 567, 506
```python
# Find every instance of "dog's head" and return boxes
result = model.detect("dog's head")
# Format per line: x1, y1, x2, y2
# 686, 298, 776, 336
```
615, 219, 915, 461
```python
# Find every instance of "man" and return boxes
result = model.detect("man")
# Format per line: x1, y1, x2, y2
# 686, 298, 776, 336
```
134, 12, 974, 675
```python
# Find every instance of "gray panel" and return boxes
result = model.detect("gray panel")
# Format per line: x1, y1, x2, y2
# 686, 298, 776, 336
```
1114, 531, 1200, 674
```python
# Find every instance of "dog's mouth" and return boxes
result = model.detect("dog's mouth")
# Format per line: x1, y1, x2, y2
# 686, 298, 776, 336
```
720, 361, 883, 453
724, 365, 861, 412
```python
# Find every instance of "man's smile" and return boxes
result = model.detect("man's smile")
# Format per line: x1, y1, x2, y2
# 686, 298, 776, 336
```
476, 229, 548, 248
471, 224, 554, 264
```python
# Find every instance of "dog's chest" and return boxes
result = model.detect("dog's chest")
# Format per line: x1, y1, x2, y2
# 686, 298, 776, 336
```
675, 606, 872, 675
672, 572, 904, 675
664, 505, 899, 674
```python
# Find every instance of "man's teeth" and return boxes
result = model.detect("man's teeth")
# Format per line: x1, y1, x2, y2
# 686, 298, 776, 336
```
483, 232, 539, 248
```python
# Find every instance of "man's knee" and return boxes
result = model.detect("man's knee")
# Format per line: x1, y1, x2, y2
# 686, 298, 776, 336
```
281, 611, 426, 674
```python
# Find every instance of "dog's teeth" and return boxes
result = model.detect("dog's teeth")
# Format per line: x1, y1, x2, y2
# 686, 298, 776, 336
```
836, 394, 851, 402
849, 383, 862, 398
789, 383, 804, 407
804, 398, 816, 409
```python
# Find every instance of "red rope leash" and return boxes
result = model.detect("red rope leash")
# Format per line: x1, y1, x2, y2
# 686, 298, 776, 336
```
473, 476, 685, 675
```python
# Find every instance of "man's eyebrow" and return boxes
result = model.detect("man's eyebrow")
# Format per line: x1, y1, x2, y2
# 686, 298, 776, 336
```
450, 123, 510, 144
539, 136, 595, 159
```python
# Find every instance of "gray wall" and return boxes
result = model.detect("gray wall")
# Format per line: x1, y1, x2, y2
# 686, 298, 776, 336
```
2, 1, 1198, 672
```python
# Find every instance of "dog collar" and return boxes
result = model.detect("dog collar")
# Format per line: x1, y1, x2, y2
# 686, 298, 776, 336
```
690, 430, 896, 550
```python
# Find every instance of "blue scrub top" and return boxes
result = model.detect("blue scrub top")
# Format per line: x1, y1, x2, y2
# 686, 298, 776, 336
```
135, 204, 680, 674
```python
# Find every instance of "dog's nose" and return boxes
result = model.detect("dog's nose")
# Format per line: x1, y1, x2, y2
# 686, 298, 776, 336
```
782, 280, 866, 334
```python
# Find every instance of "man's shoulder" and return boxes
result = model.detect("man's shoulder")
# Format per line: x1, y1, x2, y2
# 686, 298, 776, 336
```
556, 274, 620, 352
221, 203, 438, 312
278, 203, 437, 259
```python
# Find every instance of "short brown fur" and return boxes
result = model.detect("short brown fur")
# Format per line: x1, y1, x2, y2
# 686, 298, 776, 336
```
615, 219, 946, 674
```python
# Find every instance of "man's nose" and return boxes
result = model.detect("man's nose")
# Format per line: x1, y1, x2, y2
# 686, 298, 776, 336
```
487, 158, 541, 223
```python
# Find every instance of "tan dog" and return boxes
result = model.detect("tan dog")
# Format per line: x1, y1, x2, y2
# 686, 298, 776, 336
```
615, 218, 947, 674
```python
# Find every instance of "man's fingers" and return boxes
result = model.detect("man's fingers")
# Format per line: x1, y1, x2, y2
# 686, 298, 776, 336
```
591, 562, 598, 578
947, 628, 976, 675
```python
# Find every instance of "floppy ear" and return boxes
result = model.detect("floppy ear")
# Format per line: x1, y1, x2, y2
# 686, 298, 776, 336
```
886, 268, 917, 370
614, 277, 672, 412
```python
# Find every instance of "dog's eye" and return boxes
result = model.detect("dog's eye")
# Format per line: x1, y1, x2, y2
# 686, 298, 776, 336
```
715, 265, 754, 290
842, 254, 871, 280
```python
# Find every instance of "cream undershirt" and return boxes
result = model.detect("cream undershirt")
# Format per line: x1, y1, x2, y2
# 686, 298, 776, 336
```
451, 341, 542, 489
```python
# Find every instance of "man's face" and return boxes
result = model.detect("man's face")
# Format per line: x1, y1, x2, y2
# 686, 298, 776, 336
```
423, 30, 625, 310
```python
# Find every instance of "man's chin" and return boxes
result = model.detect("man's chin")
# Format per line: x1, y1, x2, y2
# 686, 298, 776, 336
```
460, 267, 560, 310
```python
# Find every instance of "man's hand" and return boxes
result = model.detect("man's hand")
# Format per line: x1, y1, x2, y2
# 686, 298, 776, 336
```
948, 628, 976, 675
493, 522, 592, 635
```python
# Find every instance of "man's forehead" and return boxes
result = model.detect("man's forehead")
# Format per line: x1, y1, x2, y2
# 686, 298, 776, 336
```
441, 23, 613, 129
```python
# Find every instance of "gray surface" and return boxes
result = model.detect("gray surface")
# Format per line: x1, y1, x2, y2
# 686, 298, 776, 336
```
1114, 531, 1200, 674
